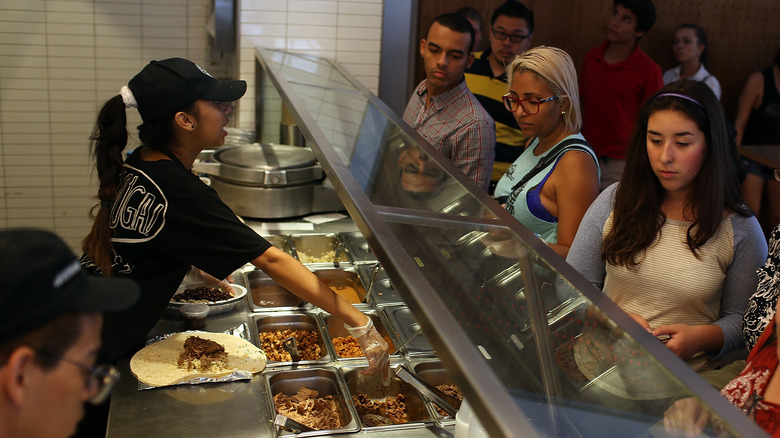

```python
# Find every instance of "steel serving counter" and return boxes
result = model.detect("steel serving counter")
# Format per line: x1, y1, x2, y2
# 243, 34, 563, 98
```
106, 48, 770, 437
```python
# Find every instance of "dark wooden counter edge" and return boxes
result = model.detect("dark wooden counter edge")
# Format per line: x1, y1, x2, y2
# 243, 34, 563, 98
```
738, 145, 780, 169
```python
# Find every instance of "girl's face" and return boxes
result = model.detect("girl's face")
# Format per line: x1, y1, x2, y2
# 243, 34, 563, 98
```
646, 109, 707, 198
506, 71, 565, 140
672, 27, 703, 64
192, 100, 232, 147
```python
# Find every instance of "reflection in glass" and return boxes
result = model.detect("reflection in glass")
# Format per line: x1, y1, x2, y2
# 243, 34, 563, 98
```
398, 143, 447, 200
383, 219, 739, 437
259, 49, 496, 219
256, 47, 760, 436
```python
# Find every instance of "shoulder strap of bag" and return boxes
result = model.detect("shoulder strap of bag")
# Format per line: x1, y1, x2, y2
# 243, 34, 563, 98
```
509, 138, 594, 193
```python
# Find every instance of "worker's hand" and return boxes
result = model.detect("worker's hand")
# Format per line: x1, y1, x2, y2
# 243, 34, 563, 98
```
188, 266, 234, 294
345, 317, 390, 386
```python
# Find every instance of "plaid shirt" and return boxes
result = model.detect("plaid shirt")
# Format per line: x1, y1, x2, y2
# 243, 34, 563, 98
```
403, 79, 495, 190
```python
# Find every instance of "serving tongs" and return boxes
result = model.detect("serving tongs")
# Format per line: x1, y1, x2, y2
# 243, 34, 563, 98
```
274, 413, 315, 434
366, 262, 382, 297
394, 364, 460, 417
392, 323, 422, 355
332, 241, 346, 268
282, 337, 301, 363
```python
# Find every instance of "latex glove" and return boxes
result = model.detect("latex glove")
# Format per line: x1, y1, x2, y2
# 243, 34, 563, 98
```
345, 317, 390, 386
188, 266, 234, 294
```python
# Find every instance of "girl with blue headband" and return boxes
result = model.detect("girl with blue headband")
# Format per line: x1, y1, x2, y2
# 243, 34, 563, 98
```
567, 80, 767, 378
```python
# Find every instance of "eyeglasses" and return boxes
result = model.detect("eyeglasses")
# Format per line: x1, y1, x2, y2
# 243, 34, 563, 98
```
60, 358, 120, 404
502, 93, 559, 115
491, 28, 531, 44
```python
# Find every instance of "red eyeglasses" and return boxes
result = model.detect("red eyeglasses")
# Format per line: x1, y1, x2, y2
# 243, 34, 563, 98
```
502, 93, 559, 115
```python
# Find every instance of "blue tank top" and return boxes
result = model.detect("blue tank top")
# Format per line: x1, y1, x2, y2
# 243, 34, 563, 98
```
494, 134, 598, 243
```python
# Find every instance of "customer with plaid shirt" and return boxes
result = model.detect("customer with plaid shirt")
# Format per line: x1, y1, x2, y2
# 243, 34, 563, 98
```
403, 13, 496, 191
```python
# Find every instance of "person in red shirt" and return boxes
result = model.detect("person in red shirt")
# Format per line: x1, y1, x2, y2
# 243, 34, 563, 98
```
580, 0, 663, 190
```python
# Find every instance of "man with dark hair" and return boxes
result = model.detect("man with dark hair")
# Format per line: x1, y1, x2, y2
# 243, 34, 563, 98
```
465, 0, 534, 191
455, 6, 483, 51
0, 229, 138, 438
580, 0, 663, 190
404, 13, 495, 191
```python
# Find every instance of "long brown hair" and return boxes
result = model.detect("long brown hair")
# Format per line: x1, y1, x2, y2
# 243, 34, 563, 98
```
82, 96, 185, 275
603, 80, 751, 268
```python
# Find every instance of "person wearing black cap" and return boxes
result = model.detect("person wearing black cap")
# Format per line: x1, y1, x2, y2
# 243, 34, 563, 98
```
80, 59, 389, 376
0, 229, 139, 438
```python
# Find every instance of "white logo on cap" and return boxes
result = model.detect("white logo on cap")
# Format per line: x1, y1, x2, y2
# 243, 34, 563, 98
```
53, 260, 80, 289
195, 63, 214, 79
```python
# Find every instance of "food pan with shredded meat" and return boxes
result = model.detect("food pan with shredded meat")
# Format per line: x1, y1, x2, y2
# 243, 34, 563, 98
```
266, 367, 359, 436
342, 366, 432, 428
258, 328, 323, 362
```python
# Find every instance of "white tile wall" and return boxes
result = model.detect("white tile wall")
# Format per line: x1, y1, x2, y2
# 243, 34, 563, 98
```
0, 0, 384, 251
0, 0, 230, 250
236, 0, 384, 131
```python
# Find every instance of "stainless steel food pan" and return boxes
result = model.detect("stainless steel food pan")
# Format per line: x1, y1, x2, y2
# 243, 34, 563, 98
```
246, 269, 306, 311
357, 264, 404, 306
291, 233, 350, 265
318, 310, 398, 361
341, 365, 433, 431
262, 234, 290, 253
253, 312, 332, 366
339, 232, 377, 264
382, 306, 434, 357
311, 266, 367, 305
265, 367, 359, 437
410, 359, 461, 421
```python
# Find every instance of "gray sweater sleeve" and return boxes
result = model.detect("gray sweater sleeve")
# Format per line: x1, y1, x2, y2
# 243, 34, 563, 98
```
566, 185, 767, 358
714, 214, 768, 357
565, 183, 617, 289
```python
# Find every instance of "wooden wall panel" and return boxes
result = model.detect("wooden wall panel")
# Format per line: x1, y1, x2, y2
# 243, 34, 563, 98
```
413, 0, 780, 120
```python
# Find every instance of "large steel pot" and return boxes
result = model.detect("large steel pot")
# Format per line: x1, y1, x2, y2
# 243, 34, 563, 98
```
193, 143, 324, 219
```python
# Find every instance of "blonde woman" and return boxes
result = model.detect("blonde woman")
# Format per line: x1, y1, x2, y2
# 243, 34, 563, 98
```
494, 46, 600, 258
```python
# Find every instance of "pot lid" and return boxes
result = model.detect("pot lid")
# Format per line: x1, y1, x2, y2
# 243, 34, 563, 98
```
199, 143, 322, 186
213, 143, 317, 170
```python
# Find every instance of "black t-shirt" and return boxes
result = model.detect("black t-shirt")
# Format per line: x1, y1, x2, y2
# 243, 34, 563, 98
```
743, 67, 780, 145
82, 148, 271, 361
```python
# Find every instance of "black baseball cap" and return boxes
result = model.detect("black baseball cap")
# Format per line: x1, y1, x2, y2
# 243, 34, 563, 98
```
128, 57, 247, 122
0, 229, 140, 341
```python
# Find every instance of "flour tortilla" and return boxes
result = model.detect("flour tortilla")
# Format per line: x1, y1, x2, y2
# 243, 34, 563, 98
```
130, 331, 267, 387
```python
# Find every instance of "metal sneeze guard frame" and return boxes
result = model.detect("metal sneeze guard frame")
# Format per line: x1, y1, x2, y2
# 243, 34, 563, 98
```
254, 47, 768, 438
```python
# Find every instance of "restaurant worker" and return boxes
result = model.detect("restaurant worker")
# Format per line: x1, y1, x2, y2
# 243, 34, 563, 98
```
80, 58, 390, 383
0, 229, 139, 438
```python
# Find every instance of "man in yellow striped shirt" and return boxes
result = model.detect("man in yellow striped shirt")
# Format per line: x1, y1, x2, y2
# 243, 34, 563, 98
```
465, 1, 534, 192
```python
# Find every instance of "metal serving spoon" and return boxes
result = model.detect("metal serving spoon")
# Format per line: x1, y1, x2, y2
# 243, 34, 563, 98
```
392, 323, 422, 355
